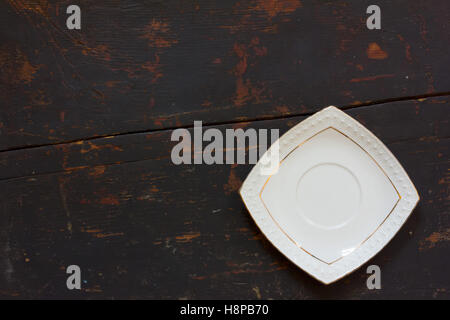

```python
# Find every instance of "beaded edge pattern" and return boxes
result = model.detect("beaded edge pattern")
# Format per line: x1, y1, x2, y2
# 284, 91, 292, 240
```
239, 106, 420, 284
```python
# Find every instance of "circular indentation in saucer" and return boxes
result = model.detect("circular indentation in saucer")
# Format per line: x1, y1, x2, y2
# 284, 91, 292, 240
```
296, 163, 361, 230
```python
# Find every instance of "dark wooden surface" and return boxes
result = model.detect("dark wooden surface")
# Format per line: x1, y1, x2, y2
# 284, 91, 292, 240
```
0, 1, 449, 299
1, 0, 449, 150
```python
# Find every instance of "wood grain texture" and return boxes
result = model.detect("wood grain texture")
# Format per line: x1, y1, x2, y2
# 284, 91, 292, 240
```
0, 97, 448, 299
0, 0, 449, 150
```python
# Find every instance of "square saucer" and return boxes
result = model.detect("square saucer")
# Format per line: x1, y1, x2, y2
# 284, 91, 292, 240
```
240, 106, 419, 284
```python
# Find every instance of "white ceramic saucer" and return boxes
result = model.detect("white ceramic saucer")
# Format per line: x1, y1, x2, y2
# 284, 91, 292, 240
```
240, 106, 419, 284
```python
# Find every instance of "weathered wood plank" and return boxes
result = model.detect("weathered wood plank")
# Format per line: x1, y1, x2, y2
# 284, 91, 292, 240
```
1, 97, 448, 181
1, 0, 449, 150
0, 97, 448, 298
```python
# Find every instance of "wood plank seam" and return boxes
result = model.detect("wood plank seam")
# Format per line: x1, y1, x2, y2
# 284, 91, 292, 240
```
0, 91, 449, 154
